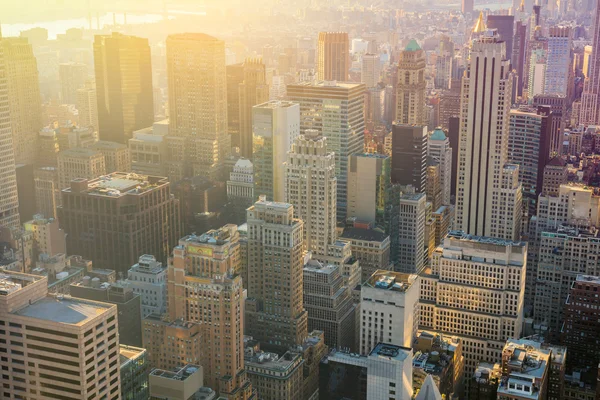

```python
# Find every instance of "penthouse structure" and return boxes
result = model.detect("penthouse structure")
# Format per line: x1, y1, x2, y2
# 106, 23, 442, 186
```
245, 350, 304, 400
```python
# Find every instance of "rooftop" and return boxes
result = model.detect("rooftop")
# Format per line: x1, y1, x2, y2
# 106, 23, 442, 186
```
369, 343, 412, 362
303, 260, 338, 275
446, 230, 527, 247
245, 350, 302, 371
340, 227, 388, 243
405, 39, 421, 51
289, 80, 365, 90
13, 295, 113, 325
575, 274, 600, 285
0, 272, 45, 295
120, 345, 146, 366
92, 140, 128, 150
150, 364, 202, 381
254, 100, 298, 109
364, 269, 417, 293
180, 225, 237, 247
430, 128, 447, 141
66, 172, 168, 197
58, 147, 102, 158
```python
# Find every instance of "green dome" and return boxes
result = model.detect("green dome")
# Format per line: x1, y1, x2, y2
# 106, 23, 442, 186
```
430, 128, 447, 141
405, 39, 421, 51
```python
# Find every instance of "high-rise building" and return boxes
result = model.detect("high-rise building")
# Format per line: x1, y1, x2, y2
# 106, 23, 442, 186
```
0, 35, 20, 228
166, 33, 229, 180
127, 254, 167, 318
1, 36, 42, 166
128, 120, 169, 177
428, 128, 452, 205
360, 270, 419, 354
92, 140, 131, 173
253, 100, 299, 202
513, 20, 528, 97
239, 58, 269, 158
455, 30, 522, 241
435, 36, 454, 90
0, 270, 121, 399
486, 15, 514, 63
227, 158, 255, 223
317, 32, 350, 81
59, 62, 88, 104
245, 197, 308, 351
226, 63, 244, 148
532, 94, 566, 156
166, 226, 253, 397
94, 32, 154, 144
77, 80, 99, 130
346, 153, 391, 225
391, 124, 427, 191
544, 26, 572, 96
285, 129, 336, 257
541, 156, 568, 196
462, 0, 474, 14
33, 166, 60, 219
398, 192, 427, 274
287, 81, 365, 220
245, 350, 304, 400
420, 231, 526, 373
361, 53, 381, 88
120, 345, 150, 400
23, 214, 66, 257
580, 1, 600, 125
58, 172, 181, 274
339, 227, 391, 285
395, 40, 427, 126
426, 159, 443, 212
528, 47, 548, 100
57, 147, 106, 190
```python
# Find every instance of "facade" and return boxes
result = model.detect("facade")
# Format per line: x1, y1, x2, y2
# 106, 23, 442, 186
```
245, 350, 304, 400
227, 63, 244, 148
77, 81, 100, 130
395, 39, 427, 126
361, 53, 381, 88
391, 124, 427, 191
346, 153, 391, 224
34, 167, 60, 219
58, 172, 181, 274
532, 94, 566, 156
23, 214, 66, 257
486, 15, 514, 62
339, 227, 390, 283
541, 156, 568, 196
420, 231, 526, 374
149, 364, 205, 400
128, 254, 167, 318
94, 33, 154, 144
455, 30, 522, 241
59, 62, 88, 104
285, 129, 336, 257
57, 147, 106, 191
303, 260, 356, 350
1, 36, 42, 166
245, 197, 308, 350
317, 32, 349, 81
360, 270, 419, 354
0, 271, 120, 399
544, 26, 572, 97
580, 0, 600, 125
166, 33, 229, 180
120, 345, 150, 400
426, 159, 443, 212
287, 81, 366, 220
253, 100, 300, 202
397, 192, 427, 274
239, 58, 270, 158
92, 140, 131, 173
227, 158, 255, 223
129, 121, 169, 177
428, 128, 452, 205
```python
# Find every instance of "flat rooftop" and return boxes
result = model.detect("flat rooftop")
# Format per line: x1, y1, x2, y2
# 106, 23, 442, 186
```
289, 80, 365, 90
446, 230, 527, 247
13, 296, 113, 325
576, 274, 600, 285
364, 269, 417, 293
67, 172, 168, 198
340, 227, 388, 243
0, 272, 45, 295
254, 100, 298, 109
120, 345, 146, 366
370, 343, 412, 362
150, 364, 201, 381
303, 260, 337, 275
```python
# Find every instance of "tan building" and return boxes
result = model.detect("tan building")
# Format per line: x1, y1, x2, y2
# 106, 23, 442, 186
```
339, 227, 391, 283
396, 39, 427, 126
129, 120, 169, 177
238, 58, 269, 158
426, 159, 443, 212
34, 166, 61, 219
317, 32, 349, 82
92, 140, 131, 173
57, 147, 106, 190
432, 205, 454, 247
245, 350, 304, 400
77, 80, 99, 130
245, 196, 308, 350
294, 330, 328, 400
59, 62, 88, 104
149, 364, 205, 400
0, 270, 120, 399
541, 156, 568, 196
23, 214, 66, 257
1, 36, 42, 165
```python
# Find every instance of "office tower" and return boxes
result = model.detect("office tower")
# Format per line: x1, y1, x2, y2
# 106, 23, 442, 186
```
23, 214, 66, 257
227, 158, 255, 223
77, 81, 99, 130
395, 40, 427, 126
58, 172, 181, 274
127, 254, 167, 318
94, 33, 154, 144
286, 129, 336, 256
513, 21, 528, 97
320, 343, 414, 400
92, 140, 131, 173
245, 350, 304, 399
59, 62, 88, 104
428, 128, 452, 205
70, 279, 142, 346
397, 192, 427, 274
166, 227, 253, 396
455, 30, 522, 241
426, 159, 443, 212
532, 94, 566, 155
129, 120, 169, 177
528, 47, 548, 99
541, 156, 567, 196
166, 33, 228, 180
486, 15, 514, 63
361, 53, 381, 88
580, 1, 600, 125
1, 36, 42, 166
391, 124, 427, 191
561, 275, 600, 372
245, 197, 308, 350
287, 81, 365, 220
462, 0, 474, 14
303, 261, 356, 350
360, 270, 419, 354
544, 26, 572, 96
57, 147, 106, 190
317, 32, 349, 81
253, 100, 299, 202
0, 271, 120, 399
339, 227, 391, 283
34, 167, 60, 219
508, 107, 553, 219
435, 36, 454, 90
437, 89, 461, 130
120, 345, 150, 400
346, 153, 391, 225
420, 232, 526, 373
239, 58, 269, 158
149, 364, 207, 400
15, 163, 35, 223
227, 63, 244, 148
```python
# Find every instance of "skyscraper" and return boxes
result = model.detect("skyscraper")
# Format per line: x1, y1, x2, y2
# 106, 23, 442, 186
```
1, 36, 42, 166
544, 26, 572, 96
462, 0, 474, 15
580, 1, 600, 125
285, 129, 336, 257
166, 33, 229, 180
59, 62, 88, 104
0, 34, 20, 228
287, 81, 365, 220
398, 192, 427, 274
77, 80, 99, 130
361, 53, 381, 88
391, 124, 427, 191
395, 40, 427, 126
253, 100, 300, 202
455, 29, 522, 241
512, 20, 528, 97
239, 58, 269, 158
245, 196, 308, 351
428, 128, 452, 205
94, 32, 154, 144
486, 15, 514, 63
317, 32, 349, 81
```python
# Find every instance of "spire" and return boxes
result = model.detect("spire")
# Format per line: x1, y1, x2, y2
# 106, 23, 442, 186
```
519, 0, 525, 12
473, 11, 486, 34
